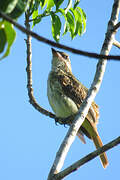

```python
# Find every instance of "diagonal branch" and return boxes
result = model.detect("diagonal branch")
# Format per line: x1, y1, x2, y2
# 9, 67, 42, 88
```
55, 136, 120, 180
47, 0, 120, 179
0, 11, 120, 61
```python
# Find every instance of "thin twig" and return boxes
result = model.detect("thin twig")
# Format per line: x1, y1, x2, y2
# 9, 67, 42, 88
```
29, 11, 51, 22
55, 136, 120, 180
0, 11, 120, 61
113, 39, 120, 49
47, 0, 120, 179
24, 8, 56, 120
112, 21, 120, 31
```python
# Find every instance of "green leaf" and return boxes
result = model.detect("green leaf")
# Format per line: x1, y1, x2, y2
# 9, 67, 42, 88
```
32, 9, 41, 27
75, 17, 82, 36
8, 0, 28, 19
70, 8, 81, 36
70, 7, 86, 37
0, 28, 7, 53
51, 13, 61, 42
32, 9, 38, 19
77, 7, 86, 33
0, 21, 16, 60
58, 8, 68, 36
33, 0, 40, 10
40, 0, 47, 8
73, 0, 80, 9
47, 0, 54, 10
63, 21, 69, 36
0, 0, 18, 13
32, 16, 41, 27
40, 0, 44, 7
66, 11, 75, 39
53, 0, 64, 10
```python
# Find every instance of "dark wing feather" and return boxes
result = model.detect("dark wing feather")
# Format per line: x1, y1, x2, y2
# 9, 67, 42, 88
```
56, 70, 99, 125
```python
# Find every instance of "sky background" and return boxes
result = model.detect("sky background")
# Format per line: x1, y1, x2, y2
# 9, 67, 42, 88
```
0, 0, 120, 180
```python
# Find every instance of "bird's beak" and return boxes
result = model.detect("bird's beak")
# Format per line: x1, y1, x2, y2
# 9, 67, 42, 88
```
51, 48, 59, 57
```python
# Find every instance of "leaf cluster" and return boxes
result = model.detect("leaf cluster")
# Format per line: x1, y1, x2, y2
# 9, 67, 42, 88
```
32, 0, 86, 42
0, 0, 86, 60
0, 0, 28, 60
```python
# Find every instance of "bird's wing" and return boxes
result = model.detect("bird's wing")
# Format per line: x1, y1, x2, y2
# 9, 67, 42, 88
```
56, 70, 99, 126
53, 71, 108, 168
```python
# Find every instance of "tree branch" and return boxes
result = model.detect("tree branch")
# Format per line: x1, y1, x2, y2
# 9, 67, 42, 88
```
55, 136, 120, 180
0, 11, 120, 61
112, 21, 120, 31
47, 0, 120, 179
24, 7, 56, 120
113, 39, 120, 49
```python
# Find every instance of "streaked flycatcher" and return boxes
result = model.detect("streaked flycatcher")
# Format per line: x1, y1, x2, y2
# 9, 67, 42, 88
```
47, 48, 108, 168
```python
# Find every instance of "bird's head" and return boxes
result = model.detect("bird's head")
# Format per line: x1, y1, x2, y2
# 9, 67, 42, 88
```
51, 48, 72, 73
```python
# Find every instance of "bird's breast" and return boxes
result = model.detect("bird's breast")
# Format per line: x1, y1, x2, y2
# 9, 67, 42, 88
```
47, 74, 78, 118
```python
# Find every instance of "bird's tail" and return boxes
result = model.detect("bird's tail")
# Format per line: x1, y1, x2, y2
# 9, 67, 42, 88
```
92, 134, 109, 168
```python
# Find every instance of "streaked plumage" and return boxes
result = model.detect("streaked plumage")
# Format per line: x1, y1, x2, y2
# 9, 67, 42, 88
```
47, 48, 108, 168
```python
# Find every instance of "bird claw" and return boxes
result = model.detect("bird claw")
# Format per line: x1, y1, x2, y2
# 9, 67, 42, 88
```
55, 117, 68, 127
63, 123, 67, 128
55, 117, 59, 125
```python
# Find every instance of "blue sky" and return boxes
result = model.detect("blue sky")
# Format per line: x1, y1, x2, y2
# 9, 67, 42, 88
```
0, 1, 120, 180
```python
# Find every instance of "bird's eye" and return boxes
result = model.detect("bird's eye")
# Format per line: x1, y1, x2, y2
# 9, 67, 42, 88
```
63, 55, 68, 59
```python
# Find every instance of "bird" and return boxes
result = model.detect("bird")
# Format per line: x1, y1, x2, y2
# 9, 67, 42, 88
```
47, 48, 108, 168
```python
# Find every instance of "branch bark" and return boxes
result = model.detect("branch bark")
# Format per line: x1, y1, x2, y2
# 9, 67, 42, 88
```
47, 0, 120, 179
55, 136, 120, 180
113, 39, 120, 49
24, 6, 56, 120
0, 11, 120, 60
112, 21, 120, 31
